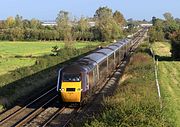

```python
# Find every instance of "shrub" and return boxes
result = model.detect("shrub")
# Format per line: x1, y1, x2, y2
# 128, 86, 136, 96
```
171, 40, 180, 59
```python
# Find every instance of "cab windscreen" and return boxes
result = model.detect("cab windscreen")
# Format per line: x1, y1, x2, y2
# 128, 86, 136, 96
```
62, 73, 81, 82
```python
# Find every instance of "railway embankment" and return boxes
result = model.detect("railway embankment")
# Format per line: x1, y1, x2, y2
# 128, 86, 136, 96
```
84, 43, 172, 127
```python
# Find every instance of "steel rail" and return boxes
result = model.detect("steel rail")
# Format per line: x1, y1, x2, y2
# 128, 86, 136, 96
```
41, 107, 66, 127
0, 86, 56, 125
14, 95, 58, 127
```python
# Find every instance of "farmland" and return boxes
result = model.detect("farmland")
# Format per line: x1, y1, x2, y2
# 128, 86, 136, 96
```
0, 41, 100, 76
152, 42, 180, 126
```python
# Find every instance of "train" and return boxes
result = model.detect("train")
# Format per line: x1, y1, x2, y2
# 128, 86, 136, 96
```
56, 28, 147, 104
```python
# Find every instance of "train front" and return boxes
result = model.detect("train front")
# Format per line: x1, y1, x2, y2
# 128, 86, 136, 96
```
57, 65, 84, 103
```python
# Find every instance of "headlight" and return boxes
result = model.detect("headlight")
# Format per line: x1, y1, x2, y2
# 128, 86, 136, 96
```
60, 88, 65, 91
77, 88, 82, 91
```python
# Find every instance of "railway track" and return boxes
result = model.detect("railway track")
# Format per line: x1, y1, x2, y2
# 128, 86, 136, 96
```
20, 105, 81, 127
0, 87, 57, 127
41, 107, 81, 127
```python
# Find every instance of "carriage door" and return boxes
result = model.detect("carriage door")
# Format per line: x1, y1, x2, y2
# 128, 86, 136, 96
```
86, 74, 89, 90
89, 71, 94, 89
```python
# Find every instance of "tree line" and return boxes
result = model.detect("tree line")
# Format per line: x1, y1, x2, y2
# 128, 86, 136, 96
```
0, 7, 126, 42
148, 12, 180, 59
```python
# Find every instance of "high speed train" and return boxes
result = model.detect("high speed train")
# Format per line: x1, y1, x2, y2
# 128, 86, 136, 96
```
56, 28, 147, 104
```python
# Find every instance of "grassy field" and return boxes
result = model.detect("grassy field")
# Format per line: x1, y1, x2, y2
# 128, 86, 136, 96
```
85, 43, 171, 127
0, 41, 100, 57
152, 42, 180, 126
0, 58, 36, 76
0, 41, 100, 75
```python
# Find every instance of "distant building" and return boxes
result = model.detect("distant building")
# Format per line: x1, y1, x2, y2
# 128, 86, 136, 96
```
41, 20, 96, 27
41, 21, 57, 26
123, 26, 129, 29
0, 20, 5, 24
140, 23, 153, 27
88, 21, 95, 27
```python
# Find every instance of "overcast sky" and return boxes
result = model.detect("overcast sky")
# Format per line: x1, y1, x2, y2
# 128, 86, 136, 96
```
0, 0, 180, 21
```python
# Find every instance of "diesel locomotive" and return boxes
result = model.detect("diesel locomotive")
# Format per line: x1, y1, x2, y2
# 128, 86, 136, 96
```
57, 28, 147, 104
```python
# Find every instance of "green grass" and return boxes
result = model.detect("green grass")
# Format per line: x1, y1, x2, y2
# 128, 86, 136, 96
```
0, 58, 36, 76
0, 41, 100, 57
152, 42, 180, 126
151, 41, 171, 57
84, 43, 172, 127
0, 41, 101, 76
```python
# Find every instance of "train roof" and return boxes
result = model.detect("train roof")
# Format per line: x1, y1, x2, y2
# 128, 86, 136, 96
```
75, 39, 131, 70
83, 53, 106, 64
62, 38, 131, 73
108, 40, 125, 51
84, 48, 114, 64
122, 39, 129, 44
62, 64, 89, 73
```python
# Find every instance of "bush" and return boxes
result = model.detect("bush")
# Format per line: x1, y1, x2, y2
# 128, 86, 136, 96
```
14, 55, 24, 58
148, 27, 164, 43
171, 40, 180, 59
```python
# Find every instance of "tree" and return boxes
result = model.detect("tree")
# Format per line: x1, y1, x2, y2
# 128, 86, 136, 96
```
78, 17, 89, 32
51, 45, 59, 56
94, 6, 112, 20
23, 19, 30, 28
90, 26, 101, 41
113, 10, 126, 26
56, 10, 72, 42
154, 18, 164, 31
94, 6, 122, 41
9, 27, 24, 41
30, 19, 41, 29
152, 16, 157, 26
148, 27, 157, 42
111, 20, 123, 39
171, 30, 180, 59
0, 20, 6, 29
6, 16, 15, 28
73, 17, 91, 41
163, 12, 173, 21
162, 13, 179, 39
15, 15, 23, 28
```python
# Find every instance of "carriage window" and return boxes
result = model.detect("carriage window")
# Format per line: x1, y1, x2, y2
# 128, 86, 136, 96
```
62, 73, 81, 82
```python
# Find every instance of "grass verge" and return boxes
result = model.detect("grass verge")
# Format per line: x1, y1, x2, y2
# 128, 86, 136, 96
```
152, 41, 180, 126
84, 43, 172, 127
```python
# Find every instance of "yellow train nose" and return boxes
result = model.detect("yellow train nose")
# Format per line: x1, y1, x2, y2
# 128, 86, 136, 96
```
60, 82, 82, 102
